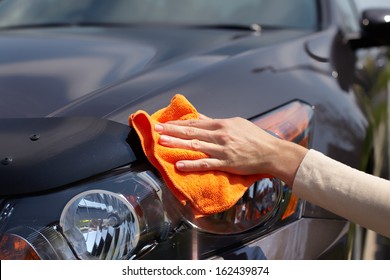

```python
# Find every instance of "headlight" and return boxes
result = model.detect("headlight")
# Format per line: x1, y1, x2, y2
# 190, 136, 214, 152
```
60, 190, 141, 260
0, 169, 170, 260
180, 100, 314, 234
0, 100, 313, 259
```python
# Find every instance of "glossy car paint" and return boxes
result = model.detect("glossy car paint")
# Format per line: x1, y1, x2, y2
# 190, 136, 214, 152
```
0, 117, 135, 195
0, 27, 367, 163
0, 0, 389, 259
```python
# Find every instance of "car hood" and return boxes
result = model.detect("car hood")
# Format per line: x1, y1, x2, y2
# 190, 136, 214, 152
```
0, 26, 311, 119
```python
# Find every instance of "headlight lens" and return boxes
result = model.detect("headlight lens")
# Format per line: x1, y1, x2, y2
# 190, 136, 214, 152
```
60, 190, 140, 260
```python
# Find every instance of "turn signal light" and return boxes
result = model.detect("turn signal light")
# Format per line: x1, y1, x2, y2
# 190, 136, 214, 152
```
0, 233, 40, 260
252, 101, 314, 220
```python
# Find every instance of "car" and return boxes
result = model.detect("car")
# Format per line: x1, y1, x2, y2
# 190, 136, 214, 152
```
0, 0, 389, 260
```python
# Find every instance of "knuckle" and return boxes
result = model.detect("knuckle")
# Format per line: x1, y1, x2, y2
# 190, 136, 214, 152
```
215, 131, 231, 144
220, 134, 230, 143
220, 147, 232, 159
219, 118, 234, 127
190, 139, 201, 150
187, 119, 198, 126
232, 116, 243, 122
184, 127, 196, 137
199, 160, 209, 169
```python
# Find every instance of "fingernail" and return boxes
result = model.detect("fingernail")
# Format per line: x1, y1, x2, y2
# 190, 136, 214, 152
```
159, 135, 170, 143
176, 162, 185, 169
155, 124, 163, 132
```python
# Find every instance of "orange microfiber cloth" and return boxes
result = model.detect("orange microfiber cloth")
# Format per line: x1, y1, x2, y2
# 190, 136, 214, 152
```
129, 94, 268, 215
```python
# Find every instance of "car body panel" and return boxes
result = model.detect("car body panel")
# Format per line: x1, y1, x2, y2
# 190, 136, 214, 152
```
0, 117, 135, 195
0, 27, 310, 118
0, 0, 389, 260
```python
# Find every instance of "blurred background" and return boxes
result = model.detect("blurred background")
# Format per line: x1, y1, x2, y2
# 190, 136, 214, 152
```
352, 0, 390, 260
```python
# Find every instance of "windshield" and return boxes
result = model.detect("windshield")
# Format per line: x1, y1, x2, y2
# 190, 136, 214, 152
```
0, 0, 318, 30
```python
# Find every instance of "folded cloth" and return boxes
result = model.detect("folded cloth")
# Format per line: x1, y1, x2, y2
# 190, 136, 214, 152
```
129, 94, 268, 215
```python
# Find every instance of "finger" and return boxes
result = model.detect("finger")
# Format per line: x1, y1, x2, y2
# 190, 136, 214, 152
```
164, 118, 220, 130
198, 113, 211, 120
155, 122, 213, 142
175, 158, 224, 172
158, 134, 222, 156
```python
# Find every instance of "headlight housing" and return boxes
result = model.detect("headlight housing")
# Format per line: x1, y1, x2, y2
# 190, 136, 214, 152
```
0, 100, 313, 259
181, 100, 314, 234
0, 170, 169, 260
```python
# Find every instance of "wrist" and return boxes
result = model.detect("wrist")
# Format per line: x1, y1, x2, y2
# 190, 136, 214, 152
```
270, 140, 308, 186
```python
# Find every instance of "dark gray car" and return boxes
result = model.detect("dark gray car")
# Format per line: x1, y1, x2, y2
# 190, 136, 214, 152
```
0, 0, 389, 260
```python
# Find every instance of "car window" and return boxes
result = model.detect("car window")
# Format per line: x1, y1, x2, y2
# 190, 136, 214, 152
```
0, 0, 318, 30
354, 0, 390, 11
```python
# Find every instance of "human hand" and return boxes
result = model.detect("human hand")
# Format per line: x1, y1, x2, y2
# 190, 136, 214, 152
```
154, 116, 307, 185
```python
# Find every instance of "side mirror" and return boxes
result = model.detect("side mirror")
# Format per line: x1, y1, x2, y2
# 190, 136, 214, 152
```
361, 9, 390, 46
350, 8, 390, 49
362, 9, 390, 45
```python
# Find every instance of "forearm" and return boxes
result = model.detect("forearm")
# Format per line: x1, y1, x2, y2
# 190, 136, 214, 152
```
292, 149, 390, 238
